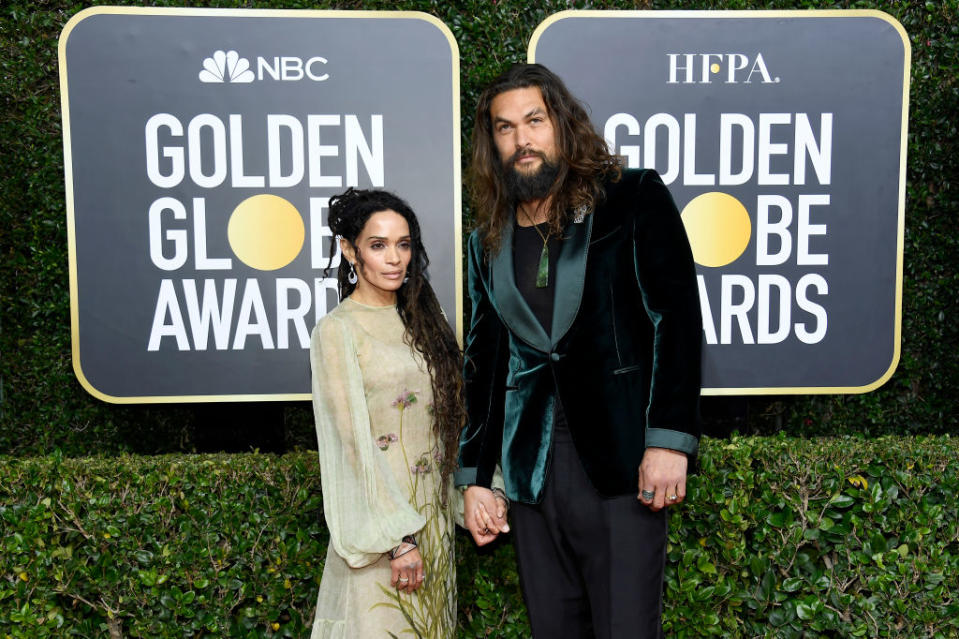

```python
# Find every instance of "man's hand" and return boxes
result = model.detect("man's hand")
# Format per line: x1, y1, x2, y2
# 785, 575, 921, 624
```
463, 485, 510, 546
638, 447, 688, 511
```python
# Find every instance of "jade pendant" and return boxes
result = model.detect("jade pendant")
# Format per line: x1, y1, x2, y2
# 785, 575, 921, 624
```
535, 243, 549, 288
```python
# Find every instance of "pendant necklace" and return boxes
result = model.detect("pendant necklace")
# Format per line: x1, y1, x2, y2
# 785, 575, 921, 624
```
522, 209, 550, 288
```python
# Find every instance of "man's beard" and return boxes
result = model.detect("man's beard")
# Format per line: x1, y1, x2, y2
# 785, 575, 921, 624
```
501, 149, 561, 202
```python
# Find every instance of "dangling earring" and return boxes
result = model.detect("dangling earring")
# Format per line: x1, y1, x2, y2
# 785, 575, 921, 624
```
403, 272, 410, 284
347, 262, 358, 284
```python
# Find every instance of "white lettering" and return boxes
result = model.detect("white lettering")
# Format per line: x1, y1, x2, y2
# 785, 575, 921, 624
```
345, 114, 384, 187
307, 114, 342, 188
305, 56, 329, 81
795, 274, 828, 344
794, 113, 833, 186
797, 194, 829, 266
644, 114, 681, 184
683, 114, 715, 185
720, 274, 755, 345
756, 195, 793, 266
148, 279, 190, 351
276, 278, 312, 349
267, 115, 305, 187
191, 198, 232, 270
604, 113, 640, 168
229, 114, 265, 188
145, 114, 184, 188
232, 279, 275, 350
697, 275, 718, 345
148, 197, 188, 271
668, 54, 695, 84
725, 54, 749, 84
758, 113, 791, 186
187, 114, 228, 188
745, 53, 774, 84
719, 114, 754, 186
182, 279, 237, 350
757, 274, 791, 344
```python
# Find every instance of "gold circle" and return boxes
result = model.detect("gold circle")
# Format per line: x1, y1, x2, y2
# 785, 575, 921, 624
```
228, 194, 305, 270
710, 63, 721, 73
680, 192, 751, 268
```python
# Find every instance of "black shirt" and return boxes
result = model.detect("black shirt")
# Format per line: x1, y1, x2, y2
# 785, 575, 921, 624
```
513, 221, 561, 333
513, 220, 570, 437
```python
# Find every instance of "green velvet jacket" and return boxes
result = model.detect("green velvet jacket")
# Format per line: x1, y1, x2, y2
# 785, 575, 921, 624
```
455, 169, 702, 504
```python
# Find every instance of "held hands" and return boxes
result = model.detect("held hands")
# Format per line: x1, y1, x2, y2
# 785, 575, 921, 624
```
638, 447, 688, 511
390, 546, 424, 593
463, 486, 510, 546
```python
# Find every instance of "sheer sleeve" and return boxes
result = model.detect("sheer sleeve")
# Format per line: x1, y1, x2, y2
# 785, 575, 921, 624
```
311, 314, 426, 568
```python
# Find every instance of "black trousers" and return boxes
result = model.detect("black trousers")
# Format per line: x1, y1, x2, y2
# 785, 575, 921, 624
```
511, 424, 667, 639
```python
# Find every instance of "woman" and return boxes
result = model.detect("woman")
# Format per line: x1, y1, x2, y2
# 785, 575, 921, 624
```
309, 188, 467, 638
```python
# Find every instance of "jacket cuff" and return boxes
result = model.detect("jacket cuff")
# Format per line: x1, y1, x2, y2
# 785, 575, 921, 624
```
453, 467, 478, 488
646, 428, 699, 456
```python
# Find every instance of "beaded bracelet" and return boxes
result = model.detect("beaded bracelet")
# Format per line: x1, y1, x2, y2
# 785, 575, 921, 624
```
388, 534, 417, 560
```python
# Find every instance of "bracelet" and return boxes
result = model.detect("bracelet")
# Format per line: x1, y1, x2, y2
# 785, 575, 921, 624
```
491, 487, 510, 511
388, 534, 417, 560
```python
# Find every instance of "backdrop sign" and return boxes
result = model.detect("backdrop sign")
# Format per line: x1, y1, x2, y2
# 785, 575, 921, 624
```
531, 10, 909, 394
60, 7, 460, 403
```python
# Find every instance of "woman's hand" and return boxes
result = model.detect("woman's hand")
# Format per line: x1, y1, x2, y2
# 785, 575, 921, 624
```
390, 547, 424, 593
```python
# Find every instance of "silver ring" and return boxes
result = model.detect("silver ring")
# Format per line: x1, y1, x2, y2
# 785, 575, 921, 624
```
667, 494, 677, 501
398, 577, 409, 582
482, 527, 490, 534
641, 489, 655, 501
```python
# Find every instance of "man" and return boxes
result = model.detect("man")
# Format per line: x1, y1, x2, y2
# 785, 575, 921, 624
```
455, 63, 702, 638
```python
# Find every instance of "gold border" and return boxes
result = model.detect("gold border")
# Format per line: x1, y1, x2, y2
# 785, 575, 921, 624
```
529, 9, 910, 396
59, 6, 461, 404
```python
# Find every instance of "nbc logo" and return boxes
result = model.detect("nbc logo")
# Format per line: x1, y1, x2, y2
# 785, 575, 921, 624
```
199, 50, 254, 83
198, 50, 330, 83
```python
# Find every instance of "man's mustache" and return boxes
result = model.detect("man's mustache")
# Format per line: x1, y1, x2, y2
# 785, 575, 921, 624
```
505, 147, 547, 167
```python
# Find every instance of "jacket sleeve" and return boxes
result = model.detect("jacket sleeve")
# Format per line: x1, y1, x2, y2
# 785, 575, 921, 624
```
455, 231, 509, 488
311, 315, 425, 567
633, 169, 703, 455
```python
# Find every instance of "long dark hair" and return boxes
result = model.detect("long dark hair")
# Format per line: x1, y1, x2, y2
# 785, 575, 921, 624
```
470, 63, 622, 253
325, 188, 465, 489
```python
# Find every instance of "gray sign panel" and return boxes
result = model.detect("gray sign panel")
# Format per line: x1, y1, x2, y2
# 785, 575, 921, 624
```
531, 10, 909, 394
60, 8, 460, 402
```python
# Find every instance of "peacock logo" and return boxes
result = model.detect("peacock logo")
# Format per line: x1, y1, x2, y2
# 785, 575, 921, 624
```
198, 50, 254, 83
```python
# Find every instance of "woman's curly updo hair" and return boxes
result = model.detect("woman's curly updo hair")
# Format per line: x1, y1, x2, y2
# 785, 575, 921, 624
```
325, 188, 466, 490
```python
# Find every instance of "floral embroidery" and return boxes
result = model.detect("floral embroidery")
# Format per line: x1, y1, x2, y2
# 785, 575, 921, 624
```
410, 454, 432, 475
375, 433, 399, 451
392, 389, 418, 409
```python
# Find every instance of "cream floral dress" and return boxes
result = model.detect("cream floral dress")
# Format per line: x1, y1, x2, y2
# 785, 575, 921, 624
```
310, 297, 456, 639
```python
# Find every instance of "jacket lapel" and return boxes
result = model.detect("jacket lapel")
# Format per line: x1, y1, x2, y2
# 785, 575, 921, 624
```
491, 220, 552, 352
550, 210, 593, 347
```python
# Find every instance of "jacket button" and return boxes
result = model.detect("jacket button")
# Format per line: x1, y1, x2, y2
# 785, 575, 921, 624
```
550, 352, 561, 362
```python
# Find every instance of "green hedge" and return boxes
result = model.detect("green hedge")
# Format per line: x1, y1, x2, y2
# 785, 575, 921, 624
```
1, 0, 958, 456
2, 436, 957, 637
